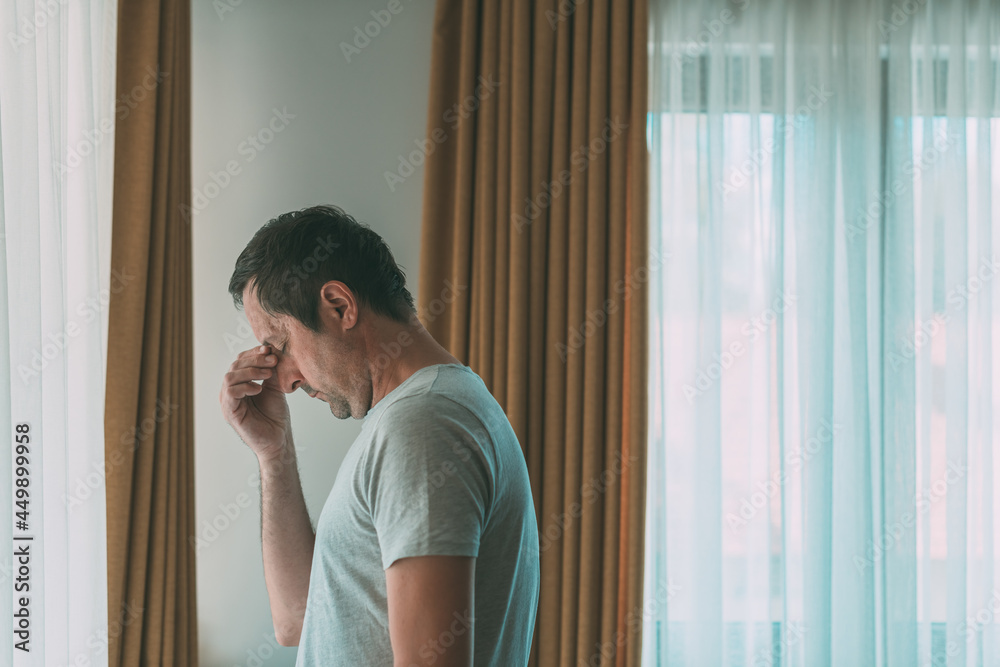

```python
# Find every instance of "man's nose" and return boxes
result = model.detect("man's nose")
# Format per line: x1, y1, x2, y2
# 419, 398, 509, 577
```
275, 364, 304, 394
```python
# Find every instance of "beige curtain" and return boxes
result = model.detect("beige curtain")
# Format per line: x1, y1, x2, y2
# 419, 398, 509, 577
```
418, 0, 649, 665
104, 0, 197, 664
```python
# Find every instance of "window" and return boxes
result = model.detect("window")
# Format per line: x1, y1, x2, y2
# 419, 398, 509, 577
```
644, 1, 1000, 664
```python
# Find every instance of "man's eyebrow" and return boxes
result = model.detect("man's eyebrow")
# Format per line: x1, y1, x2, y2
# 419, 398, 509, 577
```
261, 325, 288, 350
261, 332, 288, 351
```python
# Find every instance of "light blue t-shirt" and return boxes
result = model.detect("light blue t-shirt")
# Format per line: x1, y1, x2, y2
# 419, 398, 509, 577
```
294, 363, 540, 666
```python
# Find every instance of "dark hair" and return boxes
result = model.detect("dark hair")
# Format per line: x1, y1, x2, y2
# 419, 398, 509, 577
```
228, 204, 416, 331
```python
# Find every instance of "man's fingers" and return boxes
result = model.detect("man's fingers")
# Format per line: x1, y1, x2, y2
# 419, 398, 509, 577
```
226, 366, 274, 387
230, 345, 278, 372
220, 345, 279, 414
227, 379, 264, 402
220, 374, 269, 416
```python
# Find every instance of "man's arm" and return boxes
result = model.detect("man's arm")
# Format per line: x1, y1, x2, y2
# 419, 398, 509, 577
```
220, 344, 315, 646
258, 430, 315, 646
386, 555, 475, 667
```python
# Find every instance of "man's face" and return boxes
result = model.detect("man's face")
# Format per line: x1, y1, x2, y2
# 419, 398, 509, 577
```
242, 284, 372, 419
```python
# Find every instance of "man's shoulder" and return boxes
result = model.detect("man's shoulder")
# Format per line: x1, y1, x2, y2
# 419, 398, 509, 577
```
359, 364, 522, 480
375, 364, 494, 426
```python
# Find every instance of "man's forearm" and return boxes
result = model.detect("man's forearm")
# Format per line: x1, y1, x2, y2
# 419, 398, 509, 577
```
259, 434, 315, 646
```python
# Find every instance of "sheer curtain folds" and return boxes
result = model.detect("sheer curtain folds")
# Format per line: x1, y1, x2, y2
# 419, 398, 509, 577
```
0, 1, 117, 666
644, 0, 1000, 666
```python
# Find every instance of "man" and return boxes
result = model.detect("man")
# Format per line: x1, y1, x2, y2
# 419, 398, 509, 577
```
218, 205, 539, 667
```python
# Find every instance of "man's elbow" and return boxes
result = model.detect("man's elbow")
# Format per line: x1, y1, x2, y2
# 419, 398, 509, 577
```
274, 620, 302, 647
275, 632, 299, 647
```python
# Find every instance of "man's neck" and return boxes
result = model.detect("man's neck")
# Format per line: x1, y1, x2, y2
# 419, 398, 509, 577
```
367, 318, 461, 408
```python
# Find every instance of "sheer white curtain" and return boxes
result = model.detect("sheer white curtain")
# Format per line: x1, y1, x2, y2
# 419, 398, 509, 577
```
644, 0, 1000, 665
0, 1, 116, 665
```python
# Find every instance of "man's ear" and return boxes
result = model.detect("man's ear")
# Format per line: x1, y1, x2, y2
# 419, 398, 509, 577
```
319, 280, 358, 330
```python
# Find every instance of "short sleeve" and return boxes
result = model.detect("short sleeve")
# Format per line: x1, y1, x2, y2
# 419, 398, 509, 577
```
363, 397, 494, 570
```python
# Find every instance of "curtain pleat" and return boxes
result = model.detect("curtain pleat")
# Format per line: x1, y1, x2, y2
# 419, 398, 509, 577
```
0, 1, 116, 664
644, 0, 1000, 665
104, 0, 196, 664
418, 0, 648, 664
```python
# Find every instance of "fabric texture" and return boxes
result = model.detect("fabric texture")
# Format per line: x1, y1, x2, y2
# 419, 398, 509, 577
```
104, 0, 198, 664
0, 1, 116, 664
294, 363, 540, 667
417, 0, 650, 665
644, 0, 1000, 665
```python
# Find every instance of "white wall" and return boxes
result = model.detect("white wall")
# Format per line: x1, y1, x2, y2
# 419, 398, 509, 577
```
191, 2, 437, 664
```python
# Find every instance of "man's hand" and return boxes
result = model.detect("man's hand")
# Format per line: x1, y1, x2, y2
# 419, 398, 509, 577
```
219, 344, 288, 462
386, 556, 475, 667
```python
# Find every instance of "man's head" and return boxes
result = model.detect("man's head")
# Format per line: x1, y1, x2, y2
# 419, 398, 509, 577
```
229, 204, 416, 418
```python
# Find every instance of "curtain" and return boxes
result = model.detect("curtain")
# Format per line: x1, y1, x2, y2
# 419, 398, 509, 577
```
644, 0, 1000, 665
103, 0, 197, 664
417, 0, 649, 665
0, 0, 117, 665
